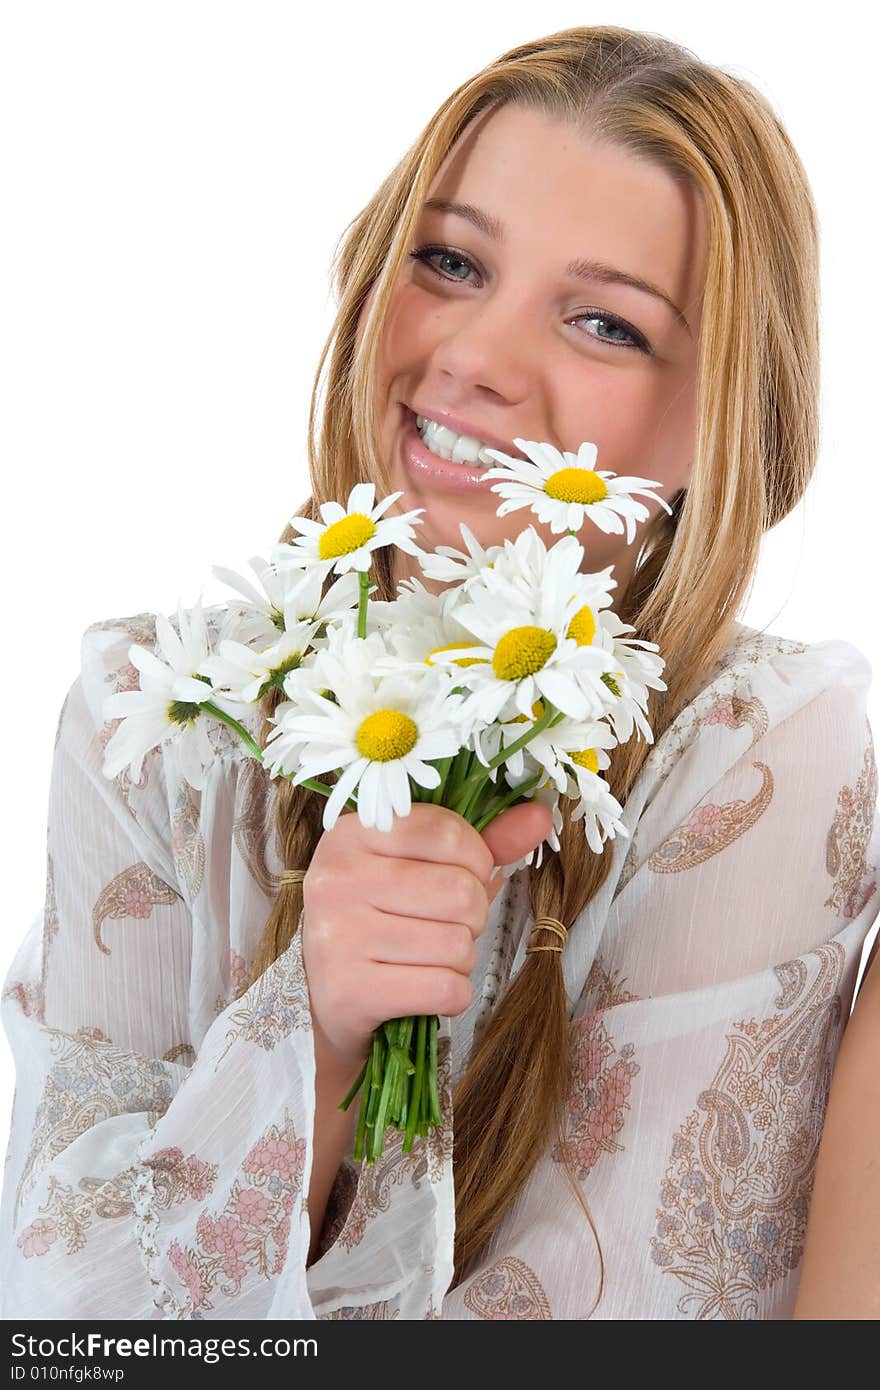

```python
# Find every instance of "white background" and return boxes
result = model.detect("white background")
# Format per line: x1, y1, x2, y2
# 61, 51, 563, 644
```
1, 2, 878, 1159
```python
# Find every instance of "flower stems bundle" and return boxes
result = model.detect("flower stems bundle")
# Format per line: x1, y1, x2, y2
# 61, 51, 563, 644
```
101, 437, 670, 1162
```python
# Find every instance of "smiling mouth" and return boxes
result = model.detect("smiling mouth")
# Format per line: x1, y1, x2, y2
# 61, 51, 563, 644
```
403, 405, 527, 469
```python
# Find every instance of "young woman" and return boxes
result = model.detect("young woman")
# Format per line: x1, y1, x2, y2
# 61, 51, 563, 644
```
1, 25, 878, 1321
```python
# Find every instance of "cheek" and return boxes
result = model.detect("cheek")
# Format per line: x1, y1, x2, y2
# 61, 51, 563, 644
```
380, 285, 446, 364
557, 364, 695, 494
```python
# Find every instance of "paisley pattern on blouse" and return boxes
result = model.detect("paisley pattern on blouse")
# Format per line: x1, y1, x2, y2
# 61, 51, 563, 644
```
212, 927, 311, 1070
648, 761, 774, 874
643, 634, 807, 797
649, 940, 846, 1319
13, 1028, 175, 1228
462, 1255, 554, 1319
824, 727, 878, 918
171, 781, 206, 903
92, 863, 181, 956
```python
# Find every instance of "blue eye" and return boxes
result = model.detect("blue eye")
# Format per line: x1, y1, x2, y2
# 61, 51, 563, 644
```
407, 244, 651, 355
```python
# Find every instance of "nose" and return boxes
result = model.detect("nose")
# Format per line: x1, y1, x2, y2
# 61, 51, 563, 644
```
428, 292, 534, 404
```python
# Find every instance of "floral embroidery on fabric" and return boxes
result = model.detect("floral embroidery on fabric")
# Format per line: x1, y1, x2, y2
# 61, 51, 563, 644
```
162, 1042, 197, 1067
462, 1255, 553, 1318
232, 757, 283, 898
703, 692, 770, 743
637, 629, 804, 798
92, 863, 181, 955
553, 1010, 640, 1180
171, 780, 206, 902
650, 940, 846, 1319
158, 1110, 306, 1314
16, 1165, 139, 1260
212, 929, 310, 1069
86, 612, 158, 645
212, 949, 253, 1019
14, 1029, 174, 1227
648, 762, 773, 874
16, 1143, 217, 1265
825, 728, 878, 918
322, 1033, 454, 1253
3, 852, 63, 1026
319, 1299, 401, 1320
581, 954, 640, 1012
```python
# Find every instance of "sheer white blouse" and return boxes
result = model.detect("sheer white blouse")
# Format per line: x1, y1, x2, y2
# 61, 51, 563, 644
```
1, 606, 878, 1320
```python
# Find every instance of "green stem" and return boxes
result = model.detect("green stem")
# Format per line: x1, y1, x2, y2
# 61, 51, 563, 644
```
201, 699, 359, 811
472, 771, 543, 832
357, 570, 370, 639
449, 700, 559, 817
404, 1015, 427, 1153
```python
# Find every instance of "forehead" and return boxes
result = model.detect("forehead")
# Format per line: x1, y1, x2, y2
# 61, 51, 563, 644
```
423, 103, 707, 330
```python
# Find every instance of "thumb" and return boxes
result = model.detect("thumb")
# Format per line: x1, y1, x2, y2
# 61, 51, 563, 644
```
480, 800, 554, 899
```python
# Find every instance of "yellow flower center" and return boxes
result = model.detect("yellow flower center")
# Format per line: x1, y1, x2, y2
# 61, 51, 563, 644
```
570, 748, 599, 773
510, 700, 546, 724
493, 626, 557, 681
601, 671, 623, 698
425, 642, 484, 668
318, 513, 377, 560
544, 468, 608, 504
566, 605, 596, 647
355, 708, 418, 762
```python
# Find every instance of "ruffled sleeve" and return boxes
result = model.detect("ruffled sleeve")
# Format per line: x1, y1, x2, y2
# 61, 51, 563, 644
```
0, 614, 454, 1320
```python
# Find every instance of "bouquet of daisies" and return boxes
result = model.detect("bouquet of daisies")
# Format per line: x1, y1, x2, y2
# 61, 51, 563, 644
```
101, 438, 669, 1163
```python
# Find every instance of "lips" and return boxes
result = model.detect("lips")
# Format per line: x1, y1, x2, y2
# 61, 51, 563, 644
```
404, 404, 528, 462
399, 404, 501, 495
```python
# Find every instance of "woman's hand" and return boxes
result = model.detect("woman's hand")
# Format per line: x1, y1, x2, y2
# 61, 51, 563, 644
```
301, 799, 553, 1073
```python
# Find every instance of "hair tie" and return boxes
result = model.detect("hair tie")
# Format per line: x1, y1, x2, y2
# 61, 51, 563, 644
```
526, 916, 568, 954
279, 868, 307, 887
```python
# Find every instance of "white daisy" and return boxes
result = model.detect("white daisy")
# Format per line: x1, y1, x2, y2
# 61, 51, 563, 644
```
369, 577, 487, 679
100, 597, 250, 792
198, 617, 321, 706
482, 437, 673, 542
412, 522, 503, 589
476, 701, 618, 794
265, 631, 464, 832
568, 758, 630, 854
270, 482, 425, 577
432, 531, 618, 724
591, 607, 668, 745
212, 558, 360, 648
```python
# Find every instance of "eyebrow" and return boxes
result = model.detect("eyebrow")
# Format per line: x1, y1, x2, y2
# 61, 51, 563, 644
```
422, 196, 692, 336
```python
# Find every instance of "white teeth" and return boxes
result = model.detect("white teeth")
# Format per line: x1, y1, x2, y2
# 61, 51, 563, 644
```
414, 413, 499, 466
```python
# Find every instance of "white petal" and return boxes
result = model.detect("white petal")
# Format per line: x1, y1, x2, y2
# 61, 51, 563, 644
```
347, 481, 377, 515
322, 756, 367, 828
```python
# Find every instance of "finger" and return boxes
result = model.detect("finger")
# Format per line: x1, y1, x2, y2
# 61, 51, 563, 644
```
353, 802, 496, 884
480, 800, 554, 868
364, 914, 477, 974
363, 856, 489, 936
360, 960, 474, 1024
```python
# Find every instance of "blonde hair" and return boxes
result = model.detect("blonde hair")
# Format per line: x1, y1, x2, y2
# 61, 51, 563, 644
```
237, 24, 821, 1306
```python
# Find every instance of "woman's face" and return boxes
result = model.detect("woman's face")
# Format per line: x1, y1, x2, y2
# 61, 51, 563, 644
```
359, 102, 707, 594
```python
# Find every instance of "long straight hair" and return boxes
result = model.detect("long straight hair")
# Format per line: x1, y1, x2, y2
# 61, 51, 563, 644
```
236, 25, 821, 1304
